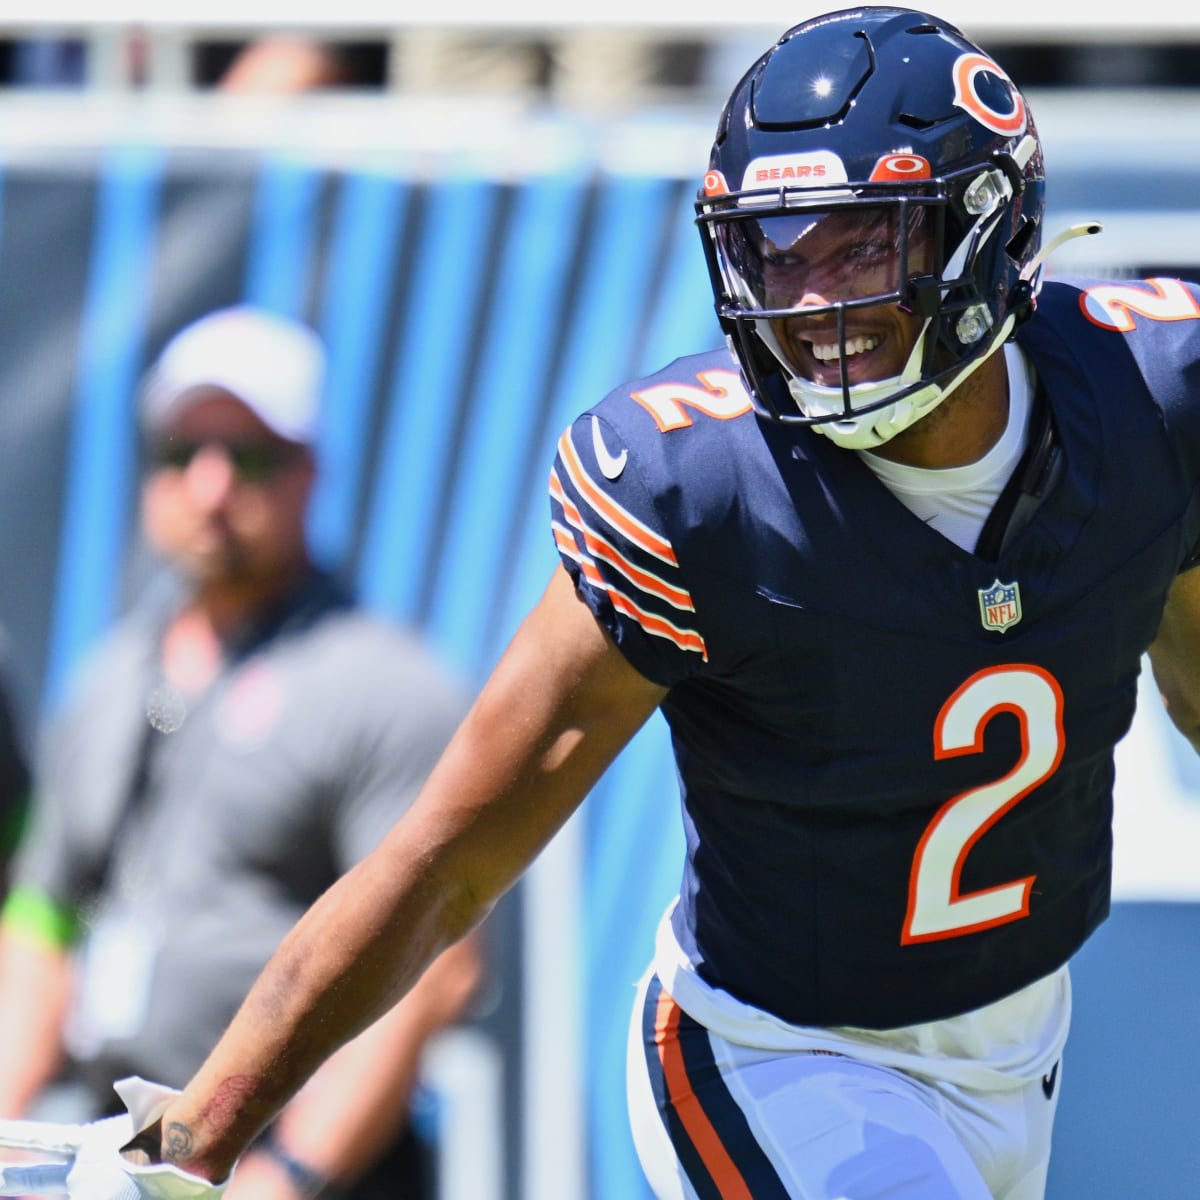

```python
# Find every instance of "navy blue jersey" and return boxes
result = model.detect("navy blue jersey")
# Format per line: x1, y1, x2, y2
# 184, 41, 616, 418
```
549, 277, 1200, 1029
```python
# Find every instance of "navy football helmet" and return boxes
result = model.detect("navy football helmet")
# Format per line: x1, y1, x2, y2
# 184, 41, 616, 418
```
697, 7, 1047, 448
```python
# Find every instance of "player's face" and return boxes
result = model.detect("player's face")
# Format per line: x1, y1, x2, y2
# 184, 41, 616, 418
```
751, 206, 933, 388
142, 389, 314, 591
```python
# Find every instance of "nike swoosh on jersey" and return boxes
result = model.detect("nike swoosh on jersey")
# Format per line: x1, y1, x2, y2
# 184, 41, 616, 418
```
591, 415, 629, 480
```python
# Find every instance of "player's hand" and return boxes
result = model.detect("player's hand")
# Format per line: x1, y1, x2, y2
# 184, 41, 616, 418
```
0, 1077, 229, 1200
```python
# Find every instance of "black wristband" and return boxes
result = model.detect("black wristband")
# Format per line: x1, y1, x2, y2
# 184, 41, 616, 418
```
256, 1133, 332, 1200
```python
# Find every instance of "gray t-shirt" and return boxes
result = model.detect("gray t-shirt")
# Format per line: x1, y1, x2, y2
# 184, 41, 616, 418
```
14, 570, 468, 1092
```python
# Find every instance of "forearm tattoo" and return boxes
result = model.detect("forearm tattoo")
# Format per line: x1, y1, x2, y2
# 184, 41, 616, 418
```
163, 1121, 195, 1164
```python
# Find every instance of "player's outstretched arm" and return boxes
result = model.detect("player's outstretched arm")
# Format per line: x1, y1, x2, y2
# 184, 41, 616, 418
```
135, 566, 668, 1184
1148, 565, 1200, 755
225, 932, 483, 1200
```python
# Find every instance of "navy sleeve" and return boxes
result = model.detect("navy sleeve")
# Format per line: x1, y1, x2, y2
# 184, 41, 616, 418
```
549, 413, 708, 688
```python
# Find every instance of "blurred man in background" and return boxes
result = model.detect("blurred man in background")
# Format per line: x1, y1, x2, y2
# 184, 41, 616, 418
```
0, 306, 481, 1200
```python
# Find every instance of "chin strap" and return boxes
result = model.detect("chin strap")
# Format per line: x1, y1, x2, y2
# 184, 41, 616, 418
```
818, 313, 1016, 450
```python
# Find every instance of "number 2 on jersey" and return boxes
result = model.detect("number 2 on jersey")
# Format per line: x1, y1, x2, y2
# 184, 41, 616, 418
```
902, 664, 1065, 944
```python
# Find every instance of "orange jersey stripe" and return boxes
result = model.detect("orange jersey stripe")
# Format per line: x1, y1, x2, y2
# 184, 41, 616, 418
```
608, 587, 708, 658
553, 524, 584, 562
589, 530, 695, 612
555, 430, 678, 566
551, 473, 695, 612
550, 520, 706, 658
655, 989, 755, 1200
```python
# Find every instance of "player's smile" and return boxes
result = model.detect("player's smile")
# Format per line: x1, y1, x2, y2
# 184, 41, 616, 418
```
809, 333, 880, 363
802, 329, 891, 384
778, 305, 925, 388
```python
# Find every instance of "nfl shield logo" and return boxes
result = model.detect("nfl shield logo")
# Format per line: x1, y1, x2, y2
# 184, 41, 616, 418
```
978, 579, 1022, 633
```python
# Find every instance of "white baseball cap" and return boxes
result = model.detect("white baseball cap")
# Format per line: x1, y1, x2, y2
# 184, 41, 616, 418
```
141, 306, 325, 445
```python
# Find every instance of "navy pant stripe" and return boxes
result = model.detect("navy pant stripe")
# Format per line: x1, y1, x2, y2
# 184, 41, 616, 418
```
642, 974, 792, 1199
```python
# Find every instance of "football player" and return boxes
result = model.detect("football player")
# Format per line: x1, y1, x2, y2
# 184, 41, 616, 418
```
12, 8, 1200, 1200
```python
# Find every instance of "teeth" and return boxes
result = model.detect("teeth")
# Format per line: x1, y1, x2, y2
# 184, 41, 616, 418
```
810, 334, 881, 363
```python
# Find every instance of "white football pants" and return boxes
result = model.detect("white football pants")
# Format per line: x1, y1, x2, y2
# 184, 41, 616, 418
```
627, 971, 1060, 1200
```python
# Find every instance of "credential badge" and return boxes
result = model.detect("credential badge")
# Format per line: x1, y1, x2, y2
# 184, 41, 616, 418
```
978, 578, 1022, 633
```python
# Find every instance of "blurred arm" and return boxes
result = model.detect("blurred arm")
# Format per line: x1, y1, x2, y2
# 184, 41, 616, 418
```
1148, 566, 1200, 754
150, 567, 667, 1182
0, 918, 73, 1117
228, 932, 483, 1199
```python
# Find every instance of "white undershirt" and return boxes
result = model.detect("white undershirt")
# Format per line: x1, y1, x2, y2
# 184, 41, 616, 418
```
857, 342, 1033, 552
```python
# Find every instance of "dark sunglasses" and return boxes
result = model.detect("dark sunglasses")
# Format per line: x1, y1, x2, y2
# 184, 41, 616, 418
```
150, 438, 304, 484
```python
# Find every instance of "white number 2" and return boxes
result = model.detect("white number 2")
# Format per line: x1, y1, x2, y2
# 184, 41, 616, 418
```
902, 664, 1065, 945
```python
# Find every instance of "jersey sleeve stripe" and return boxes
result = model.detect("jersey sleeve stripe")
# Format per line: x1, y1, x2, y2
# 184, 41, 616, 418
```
607, 585, 709, 658
553, 519, 707, 657
553, 523, 585, 563
551, 473, 696, 613
555, 430, 678, 566
551, 514, 708, 659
